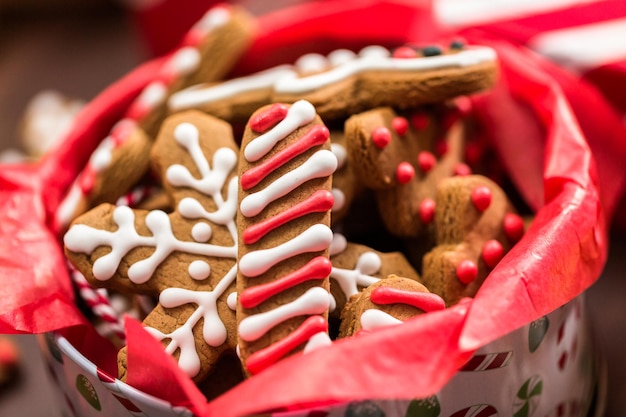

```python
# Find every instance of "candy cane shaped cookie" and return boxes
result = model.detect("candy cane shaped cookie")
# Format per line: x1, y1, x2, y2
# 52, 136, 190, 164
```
237, 100, 336, 375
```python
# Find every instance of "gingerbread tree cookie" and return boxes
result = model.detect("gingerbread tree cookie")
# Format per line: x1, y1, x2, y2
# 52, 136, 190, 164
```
64, 110, 240, 384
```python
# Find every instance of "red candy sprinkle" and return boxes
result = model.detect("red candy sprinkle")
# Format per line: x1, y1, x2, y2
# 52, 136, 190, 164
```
410, 112, 429, 130
372, 126, 391, 148
250, 103, 289, 133
435, 140, 448, 156
418, 198, 436, 223
454, 163, 472, 176
482, 239, 504, 268
503, 213, 525, 242
392, 46, 418, 58
456, 260, 478, 284
396, 162, 415, 184
417, 151, 436, 173
471, 185, 492, 212
391, 117, 409, 136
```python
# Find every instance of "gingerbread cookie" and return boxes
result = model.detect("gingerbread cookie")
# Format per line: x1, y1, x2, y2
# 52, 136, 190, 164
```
328, 232, 420, 319
339, 276, 445, 338
169, 65, 296, 126
64, 110, 240, 384
169, 42, 496, 124
273, 42, 497, 121
328, 129, 364, 225
421, 175, 525, 306
54, 5, 255, 232
55, 122, 153, 231
345, 106, 466, 238
237, 100, 336, 375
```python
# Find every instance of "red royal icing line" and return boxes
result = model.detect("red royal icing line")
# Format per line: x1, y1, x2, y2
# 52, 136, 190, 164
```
125, 99, 150, 122
239, 256, 332, 309
78, 166, 97, 194
241, 124, 330, 190
245, 315, 328, 375
370, 286, 445, 313
250, 103, 289, 133
181, 29, 204, 48
110, 120, 135, 147
242, 189, 334, 245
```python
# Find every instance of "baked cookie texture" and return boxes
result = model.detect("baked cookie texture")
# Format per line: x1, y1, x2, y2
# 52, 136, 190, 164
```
339, 276, 445, 337
236, 101, 335, 375
59, 24, 515, 386
422, 175, 524, 306
65, 111, 241, 384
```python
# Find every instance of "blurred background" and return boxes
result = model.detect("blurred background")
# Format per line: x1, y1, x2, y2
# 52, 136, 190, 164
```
1, 0, 625, 416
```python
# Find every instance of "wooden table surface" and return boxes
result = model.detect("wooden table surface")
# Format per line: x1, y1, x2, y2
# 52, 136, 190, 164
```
1, 3, 625, 416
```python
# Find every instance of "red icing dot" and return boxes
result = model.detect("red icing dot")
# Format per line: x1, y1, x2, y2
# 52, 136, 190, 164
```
503, 213, 525, 242
250, 103, 289, 133
482, 239, 504, 268
392, 46, 418, 58
396, 162, 414, 184
456, 260, 478, 284
418, 198, 435, 223
471, 185, 492, 211
372, 126, 391, 148
464, 141, 483, 165
391, 117, 409, 136
417, 151, 436, 173
410, 112, 429, 130
454, 163, 472, 176
435, 140, 448, 156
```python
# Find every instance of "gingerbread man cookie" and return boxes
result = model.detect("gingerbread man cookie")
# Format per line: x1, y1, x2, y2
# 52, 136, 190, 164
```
54, 5, 255, 232
345, 106, 466, 238
273, 42, 497, 121
339, 276, 445, 337
421, 175, 525, 306
64, 110, 240, 384
168, 41, 497, 124
237, 100, 336, 375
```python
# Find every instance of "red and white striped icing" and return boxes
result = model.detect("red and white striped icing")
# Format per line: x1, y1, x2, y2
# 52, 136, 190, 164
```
238, 100, 336, 374
360, 285, 446, 332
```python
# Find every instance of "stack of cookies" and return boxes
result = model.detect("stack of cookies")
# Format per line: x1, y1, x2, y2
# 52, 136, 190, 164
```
61, 3, 527, 396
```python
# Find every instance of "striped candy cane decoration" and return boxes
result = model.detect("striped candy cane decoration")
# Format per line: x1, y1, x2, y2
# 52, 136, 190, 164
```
460, 351, 513, 372
69, 263, 126, 341
449, 404, 498, 417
